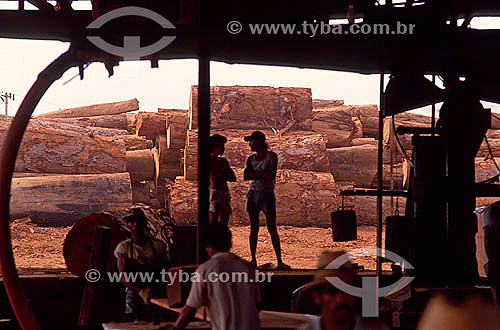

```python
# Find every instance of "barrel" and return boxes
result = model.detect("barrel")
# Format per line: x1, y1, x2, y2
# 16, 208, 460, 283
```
331, 209, 357, 241
385, 215, 414, 262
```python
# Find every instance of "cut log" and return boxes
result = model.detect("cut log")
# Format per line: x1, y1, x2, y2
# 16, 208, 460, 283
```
34, 98, 139, 119
10, 173, 132, 226
184, 129, 330, 180
184, 129, 198, 180
132, 182, 151, 204
475, 157, 500, 182
351, 138, 376, 146
135, 112, 167, 140
41, 114, 129, 131
383, 117, 428, 150
115, 135, 154, 151
159, 109, 188, 149
126, 150, 155, 182
189, 85, 313, 131
153, 147, 183, 182
168, 168, 340, 227
328, 145, 378, 187
0, 114, 129, 138
0, 121, 126, 174
167, 125, 187, 149
312, 99, 344, 109
126, 113, 137, 133
312, 109, 355, 147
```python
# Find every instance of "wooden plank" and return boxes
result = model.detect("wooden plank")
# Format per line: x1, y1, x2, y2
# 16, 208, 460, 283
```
102, 321, 210, 330
35, 98, 139, 119
150, 298, 313, 330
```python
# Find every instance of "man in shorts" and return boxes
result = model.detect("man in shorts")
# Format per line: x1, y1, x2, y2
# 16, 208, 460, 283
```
244, 131, 289, 270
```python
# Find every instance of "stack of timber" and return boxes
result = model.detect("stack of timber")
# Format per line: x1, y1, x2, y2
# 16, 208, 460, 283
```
189, 85, 313, 132
183, 129, 330, 180
168, 168, 340, 227
2, 99, 189, 225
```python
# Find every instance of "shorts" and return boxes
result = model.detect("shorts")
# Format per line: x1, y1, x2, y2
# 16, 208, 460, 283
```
209, 189, 232, 215
246, 189, 276, 215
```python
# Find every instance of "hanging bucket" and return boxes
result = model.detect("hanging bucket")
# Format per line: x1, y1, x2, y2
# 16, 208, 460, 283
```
331, 206, 357, 241
385, 210, 414, 261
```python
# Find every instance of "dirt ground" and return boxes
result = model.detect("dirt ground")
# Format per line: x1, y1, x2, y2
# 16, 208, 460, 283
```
9, 218, 380, 272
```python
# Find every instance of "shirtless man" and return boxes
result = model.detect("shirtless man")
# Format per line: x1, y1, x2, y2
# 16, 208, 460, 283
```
244, 131, 289, 269
209, 134, 236, 224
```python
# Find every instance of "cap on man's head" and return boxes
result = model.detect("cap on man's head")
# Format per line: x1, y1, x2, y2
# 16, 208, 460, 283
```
123, 208, 147, 224
244, 131, 266, 142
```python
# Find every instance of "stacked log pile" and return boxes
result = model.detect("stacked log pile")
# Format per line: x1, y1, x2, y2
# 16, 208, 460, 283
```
4, 99, 189, 225
168, 168, 339, 227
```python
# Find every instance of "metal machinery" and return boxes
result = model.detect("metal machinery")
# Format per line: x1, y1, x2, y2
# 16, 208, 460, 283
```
3, 0, 500, 328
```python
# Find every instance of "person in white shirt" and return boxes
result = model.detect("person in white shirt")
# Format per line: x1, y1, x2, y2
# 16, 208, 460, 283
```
169, 223, 261, 330
299, 250, 389, 330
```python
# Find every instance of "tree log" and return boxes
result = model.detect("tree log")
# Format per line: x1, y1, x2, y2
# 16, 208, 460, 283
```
168, 168, 340, 227
115, 135, 154, 151
312, 99, 344, 109
153, 147, 183, 183
328, 145, 378, 187
41, 114, 130, 131
127, 113, 137, 133
0, 121, 126, 174
34, 98, 139, 119
10, 173, 132, 226
126, 150, 155, 182
312, 109, 355, 147
135, 112, 167, 140
189, 85, 313, 131
475, 157, 500, 182
184, 129, 330, 180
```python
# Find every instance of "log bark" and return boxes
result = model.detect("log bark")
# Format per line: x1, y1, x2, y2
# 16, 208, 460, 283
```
0, 121, 126, 174
168, 168, 340, 227
328, 145, 378, 187
312, 109, 355, 147
0, 114, 129, 137
184, 129, 330, 180
135, 112, 167, 140
351, 138, 376, 146
312, 99, 344, 109
115, 135, 154, 151
10, 173, 132, 226
184, 130, 198, 180
189, 85, 313, 131
475, 157, 500, 182
34, 98, 139, 119
126, 113, 137, 133
41, 114, 129, 131
126, 150, 155, 182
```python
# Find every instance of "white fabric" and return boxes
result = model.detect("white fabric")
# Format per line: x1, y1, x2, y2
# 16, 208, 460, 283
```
299, 314, 390, 330
185, 252, 261, 330
247, 152, 275, 191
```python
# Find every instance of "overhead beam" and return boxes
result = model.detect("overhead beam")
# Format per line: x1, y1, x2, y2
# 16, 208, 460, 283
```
26, 0, 54, 13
